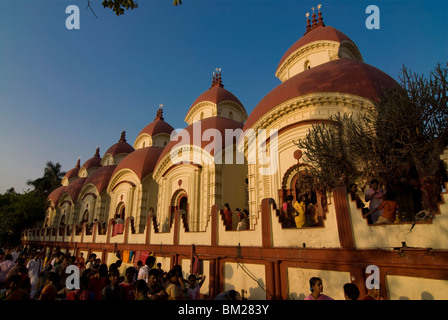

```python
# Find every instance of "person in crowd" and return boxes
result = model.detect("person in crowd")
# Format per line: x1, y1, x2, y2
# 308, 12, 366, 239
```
4, 274, 28, 300
172, 264, 188, 298
365, 179, 384, 223
66, 275, 95, 300
0, 254, 15, 287
165, 269, 183, 300
102, 270, 124, 300
75, 252, 85, 272
89, 263, 109, 300
293, 194, 307, 228
187, 274, 206, 300
343, 283, 360, 300
364, 190, 400, 224
137, 255, 156, 283
349, 183, 371, 223
147, 268, 168, 300
156, 262, 165, 276
363, 287, 382, 300
236, 208, 248, 231
281, 195, 295, 228
223, 203, 233, 231
304, 277, 334, 300
120, 266, 137, 300
133, 279, 149, 300
85, 253, 97, 270
38, 272, 59, 300
214, 289, 242, 300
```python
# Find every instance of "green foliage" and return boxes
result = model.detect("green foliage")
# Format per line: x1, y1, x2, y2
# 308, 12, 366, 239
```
100, 0, 182, 16
0, 189, 44, 245
26, 161, 65, 201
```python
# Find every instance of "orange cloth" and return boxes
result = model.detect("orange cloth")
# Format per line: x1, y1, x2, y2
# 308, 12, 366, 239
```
377, 200, 399, 222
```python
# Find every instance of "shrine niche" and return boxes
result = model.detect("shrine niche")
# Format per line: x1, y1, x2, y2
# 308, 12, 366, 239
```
278, 149, 328, 228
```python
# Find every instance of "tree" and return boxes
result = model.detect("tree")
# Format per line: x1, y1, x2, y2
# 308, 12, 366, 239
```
26, 161, 66, 201
295, 63, 448, 216
97, 0, 182, 16
0, 189, 44, 245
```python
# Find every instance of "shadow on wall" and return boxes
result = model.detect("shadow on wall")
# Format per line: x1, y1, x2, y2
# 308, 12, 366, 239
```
398, 291, 435, 300
223, 264, 267, 300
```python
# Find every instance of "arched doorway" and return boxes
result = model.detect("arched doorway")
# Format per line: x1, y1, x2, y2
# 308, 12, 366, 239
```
170, 189, 189, 244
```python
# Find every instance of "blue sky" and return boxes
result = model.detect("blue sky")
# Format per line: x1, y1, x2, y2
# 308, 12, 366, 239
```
0, 0, 447, 193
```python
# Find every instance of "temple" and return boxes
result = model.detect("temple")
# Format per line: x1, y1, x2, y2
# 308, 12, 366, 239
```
21, 8, 448, 300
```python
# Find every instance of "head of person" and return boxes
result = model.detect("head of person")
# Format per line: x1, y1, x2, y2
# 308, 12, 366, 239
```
309, 277, 323, 294
98, 263, 109, 277
108, 270, 120, 285
156, 262, 162, 270
227, 290, 242, 300
145, 256, 156, 268
349, 183, 357, 193
370, 179, 379, 190
133, 279, 148, 298
47, 271, 59, 285
148, 268, 160, 287
167, 269, 179, 284
125, 267, 136, 283
224, 203, 230, 209
368, 287, 381, 299
286, 195, 294, 202
137, 260, 143, 268
188, 274, 197, 288
343, 283, 360, 300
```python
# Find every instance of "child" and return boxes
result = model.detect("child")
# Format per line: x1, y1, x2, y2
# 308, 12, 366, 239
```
363, 191, 399, 224
187, 274, 206, 300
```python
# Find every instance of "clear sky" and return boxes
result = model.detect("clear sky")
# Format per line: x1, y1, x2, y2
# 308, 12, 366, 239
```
0, 0, 447, 193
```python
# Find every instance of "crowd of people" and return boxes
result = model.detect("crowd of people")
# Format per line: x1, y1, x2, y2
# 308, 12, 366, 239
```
0, 246, 382, 301
223, 203, 250, 231
0, 246, 212, 301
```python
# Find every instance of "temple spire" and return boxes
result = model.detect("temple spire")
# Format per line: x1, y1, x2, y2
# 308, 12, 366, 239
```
210, 68, 224, 89
119, 130, 126, 143
304, 4, 325, 35
154, 104, 165, 121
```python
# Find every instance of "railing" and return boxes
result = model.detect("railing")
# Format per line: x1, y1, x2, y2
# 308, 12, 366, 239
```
20, 188, 448, 251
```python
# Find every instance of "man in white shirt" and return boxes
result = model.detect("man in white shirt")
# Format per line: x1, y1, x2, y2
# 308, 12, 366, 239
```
137, 256, 156, 283
27, 251, 44, 299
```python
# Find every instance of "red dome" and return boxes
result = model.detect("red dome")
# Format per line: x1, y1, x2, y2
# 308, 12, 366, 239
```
84, 165, 116, 194
47, 186, 67, 206
112, 146, 164, 181
138, 119, 175, 138
105, 131, 135, 156
155, 116, 244, 170
82, 148, 102, 170
244, 58, 398, 130
64, 177, 87, 201
276, 26, 353, 72
64, 159, 81, 180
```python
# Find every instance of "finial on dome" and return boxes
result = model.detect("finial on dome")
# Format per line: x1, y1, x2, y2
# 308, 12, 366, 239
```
311, 7, 317, 29
75, 158, 81, 168
210, 68, 224, 89
94, 147, 100, 158
154, 104, 165, 121
119, 130, 126, 142
317, 4, 325, 27
305, 12, 311, 34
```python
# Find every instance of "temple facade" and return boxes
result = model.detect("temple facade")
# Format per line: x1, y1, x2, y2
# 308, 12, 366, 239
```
22, 10, 448, 300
